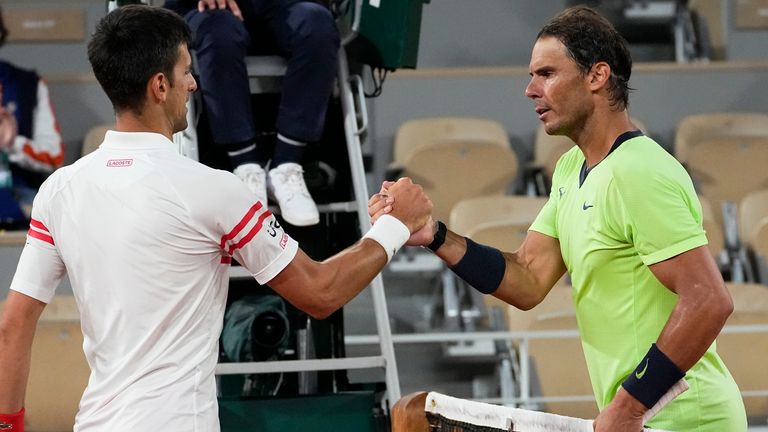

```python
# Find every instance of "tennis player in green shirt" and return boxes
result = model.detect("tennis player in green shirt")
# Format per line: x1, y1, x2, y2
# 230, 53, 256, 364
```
369, 6, 747, 432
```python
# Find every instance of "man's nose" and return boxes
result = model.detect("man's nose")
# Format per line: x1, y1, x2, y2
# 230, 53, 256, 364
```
524, 79, 538, 99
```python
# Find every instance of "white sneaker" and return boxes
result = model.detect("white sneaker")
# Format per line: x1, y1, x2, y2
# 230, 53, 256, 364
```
233, 163, 267, 205
268, 163, 320, 226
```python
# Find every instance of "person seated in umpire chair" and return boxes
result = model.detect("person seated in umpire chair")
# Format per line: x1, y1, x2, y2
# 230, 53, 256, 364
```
164, 0, 340, 227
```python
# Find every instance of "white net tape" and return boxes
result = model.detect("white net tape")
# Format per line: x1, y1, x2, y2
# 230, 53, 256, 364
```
424, 379, 688, 432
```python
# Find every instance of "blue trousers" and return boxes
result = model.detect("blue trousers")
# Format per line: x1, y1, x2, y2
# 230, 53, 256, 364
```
184, 0, 339, 146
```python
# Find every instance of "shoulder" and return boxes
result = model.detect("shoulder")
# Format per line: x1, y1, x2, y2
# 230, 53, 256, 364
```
168, 156, 242, 189
163, 156, 254, 207
608, 136, 697, 203
33, 161, 80, 207
611, 136, 688, 184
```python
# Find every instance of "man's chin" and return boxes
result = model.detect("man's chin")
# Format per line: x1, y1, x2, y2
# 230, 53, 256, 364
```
543, 123, 559, 136
543, 122, 569, 137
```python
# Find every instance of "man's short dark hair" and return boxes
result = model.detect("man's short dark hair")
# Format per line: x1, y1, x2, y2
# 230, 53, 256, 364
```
87, 5, 192, 114
537, 6, 633, 110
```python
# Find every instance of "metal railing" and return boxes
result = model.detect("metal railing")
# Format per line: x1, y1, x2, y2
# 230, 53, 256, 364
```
346, 323, 768, 409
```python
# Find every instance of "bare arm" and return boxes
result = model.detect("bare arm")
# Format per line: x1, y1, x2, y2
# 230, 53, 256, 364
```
0, 291, 46, 412
434, 229, 567, 310
266, 239, 389, 319
367, 183, 566, 310
649, 245, 732, 370
267, 178, 432, 319
594, 245, 731, 431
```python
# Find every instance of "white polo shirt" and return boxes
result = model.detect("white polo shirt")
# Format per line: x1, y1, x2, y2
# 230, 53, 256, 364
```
10, 131, 298, 432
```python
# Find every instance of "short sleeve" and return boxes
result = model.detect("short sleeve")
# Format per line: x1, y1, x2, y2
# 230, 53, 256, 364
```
530, 191, 558, 238
225, 207, 299, 285
529, 150, 578, 239
606, 162, 707, 266
181, 168, 299, 285
9, 186, 66, 303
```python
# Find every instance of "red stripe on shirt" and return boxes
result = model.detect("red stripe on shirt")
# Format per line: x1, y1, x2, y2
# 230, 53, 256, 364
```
30, 219, 50, 233
227, 210, 272, 255
220, 256, 232, 264
28, 228, 54, 245
220, 202, 263, 250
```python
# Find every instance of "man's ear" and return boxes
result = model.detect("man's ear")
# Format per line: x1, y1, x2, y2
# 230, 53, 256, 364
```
588, 61, 611, 92
148, 72, 168, 103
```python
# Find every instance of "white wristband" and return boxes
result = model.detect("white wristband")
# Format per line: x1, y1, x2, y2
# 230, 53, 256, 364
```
363, 214, 410, 263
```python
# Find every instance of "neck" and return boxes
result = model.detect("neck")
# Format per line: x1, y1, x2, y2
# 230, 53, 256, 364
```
114, 109, 174, 141
572, 109, 633, 168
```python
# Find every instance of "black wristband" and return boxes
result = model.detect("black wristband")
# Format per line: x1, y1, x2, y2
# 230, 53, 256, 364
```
427, 220, 447, 252
621, 344, 685, 409
450, 237, 505, 294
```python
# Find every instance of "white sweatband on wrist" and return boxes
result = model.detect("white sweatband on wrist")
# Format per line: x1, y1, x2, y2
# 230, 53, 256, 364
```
363, 214, 410, 263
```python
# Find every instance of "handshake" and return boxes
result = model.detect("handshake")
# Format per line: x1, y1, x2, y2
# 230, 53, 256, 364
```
366, 178, 437, 251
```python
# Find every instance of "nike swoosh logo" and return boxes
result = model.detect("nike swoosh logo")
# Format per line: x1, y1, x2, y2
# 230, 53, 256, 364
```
635, 358, 649, 379
582, 202, 594, 210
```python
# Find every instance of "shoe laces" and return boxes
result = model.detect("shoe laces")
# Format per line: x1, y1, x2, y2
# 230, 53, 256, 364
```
239, 165, 265, 189
273, 164, 311, 198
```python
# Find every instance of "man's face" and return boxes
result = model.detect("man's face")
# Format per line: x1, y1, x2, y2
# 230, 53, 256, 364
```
525, 36, 592, 137
167, 44, 197, 134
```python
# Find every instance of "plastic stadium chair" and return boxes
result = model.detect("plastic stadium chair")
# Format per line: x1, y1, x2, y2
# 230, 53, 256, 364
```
700, 195, 725, 260
392, 117, 518, 224
686, 136, 768, 229
740, 190, 768, 283
674, 112, 768, 166
717, 282, 768, 420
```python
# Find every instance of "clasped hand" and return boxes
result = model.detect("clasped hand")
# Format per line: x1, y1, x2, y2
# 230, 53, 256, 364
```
368, 179, 435, 246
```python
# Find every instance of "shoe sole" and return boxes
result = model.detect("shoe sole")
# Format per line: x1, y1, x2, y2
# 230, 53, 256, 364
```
281, 213, 320, 227
266, 186, 319, 227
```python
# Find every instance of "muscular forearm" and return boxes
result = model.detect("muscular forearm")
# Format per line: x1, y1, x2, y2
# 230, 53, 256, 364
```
0, 292, 45, 412
433, 230, 566, 311
0, 326, 33, 412
269, 177, 431, 320
495, 252, 555, 311
656, 283, 732, 371
268, 239, 390, 320
649, 246, 733, 372
316, 239, 391, 316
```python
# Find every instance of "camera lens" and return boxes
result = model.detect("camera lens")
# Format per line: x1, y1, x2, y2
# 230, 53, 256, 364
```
251, 310, 289, 349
